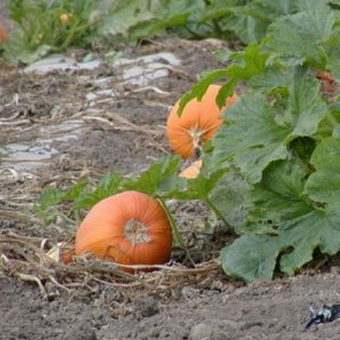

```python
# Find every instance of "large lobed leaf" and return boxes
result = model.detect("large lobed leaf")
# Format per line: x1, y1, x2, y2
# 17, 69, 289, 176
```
211, 66, 327, 184
221, 235, 281, 282
220, 155, 340, 282
264, 4, 337, 68
214, 61, 339, 282
122, 155, 181, 195
178, 43, 269, 114
304, 138, 340, 202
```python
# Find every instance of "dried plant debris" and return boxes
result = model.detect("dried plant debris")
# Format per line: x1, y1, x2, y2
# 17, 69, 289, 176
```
0, 232, 223, 300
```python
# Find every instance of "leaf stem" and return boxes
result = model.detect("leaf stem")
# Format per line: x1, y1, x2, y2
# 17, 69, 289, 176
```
158, 197, 184, 247
204, 196, 230, 227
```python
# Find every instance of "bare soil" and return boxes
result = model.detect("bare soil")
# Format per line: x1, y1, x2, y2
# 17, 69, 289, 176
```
0, 35, 340, 340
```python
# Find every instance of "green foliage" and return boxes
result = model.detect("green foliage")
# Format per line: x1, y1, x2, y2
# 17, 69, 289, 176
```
212, 66, 327, 184
162, 0, 339, 281
34, 0, 340, 282
323, 32, 340, 80
34, 157, 181, 223
221, 235, 281, 282
122, 156, 181, 195
264, 4, 336, 69
304, 138, 340, 202
74, 172, 124, 209
192, 1, 340, 282
34, 178, 88, 225
35, 186, 66, 225
219, 155, 340, 282
4, 0, 339, 68
3, 0, 104, 64
100, 0, 213, 41
99, 0, 318, 44
178, 43, 269, 114
35, 171, 124, 223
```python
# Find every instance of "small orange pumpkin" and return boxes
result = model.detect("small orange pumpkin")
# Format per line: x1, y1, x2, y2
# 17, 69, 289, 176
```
179, 159, 203, 179
315, 70, 335, 83
166, 84, 238, 158
0, 22, 8, 42
75, 191, 172, 272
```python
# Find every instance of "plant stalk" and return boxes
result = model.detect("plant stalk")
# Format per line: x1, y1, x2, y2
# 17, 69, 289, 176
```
158, 197, 184, 247
204, 196, 230, 228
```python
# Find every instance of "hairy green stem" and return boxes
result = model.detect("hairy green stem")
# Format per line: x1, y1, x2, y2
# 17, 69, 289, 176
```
158, 197, 184, 247
204, 196, 230, 228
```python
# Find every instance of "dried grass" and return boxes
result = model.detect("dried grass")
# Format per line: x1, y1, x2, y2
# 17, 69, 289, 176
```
0, 232, 222, 299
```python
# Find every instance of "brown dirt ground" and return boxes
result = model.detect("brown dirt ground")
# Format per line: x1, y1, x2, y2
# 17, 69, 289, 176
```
0, 30, 340, 340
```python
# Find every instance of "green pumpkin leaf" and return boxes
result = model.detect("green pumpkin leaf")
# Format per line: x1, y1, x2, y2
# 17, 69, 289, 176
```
122, 155, 181, 195
157, 159, 226, 201
220, 158, 340, 281
304, 138, 340, 202
264, 6, 336, 68
221, 159, 340, 282
177, 69, 230, 115
178, 44, 269, 115
221, 235, 282, 283
322, 32, 340, 81
226, 43, 269, 79
279, 203, 340, 275
212, 66, 327, 184
213, 92, 291, 184
74, 172, 124, 209
210, 167, 252, 229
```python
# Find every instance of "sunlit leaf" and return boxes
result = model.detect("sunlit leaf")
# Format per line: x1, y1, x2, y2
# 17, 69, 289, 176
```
304, 138, 340, 202
74, 172, 124, 209
212, 66, 326, 184
177, 69, 230, 115
122, 155, 181, 195
265, 6, 336, 68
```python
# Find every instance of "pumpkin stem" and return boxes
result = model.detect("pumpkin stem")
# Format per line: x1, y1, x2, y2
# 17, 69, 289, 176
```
188, 124, 205, 150
124, 219, 151, 244
188, 120, 222, 150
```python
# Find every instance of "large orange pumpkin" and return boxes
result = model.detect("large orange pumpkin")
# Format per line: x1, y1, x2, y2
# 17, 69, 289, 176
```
166, 84, 238, 158
75, 191, 172, 272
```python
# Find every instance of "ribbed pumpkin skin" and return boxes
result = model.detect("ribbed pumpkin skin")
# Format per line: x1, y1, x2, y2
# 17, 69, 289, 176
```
166, 84, 238, 158
75, 191, 172, 271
